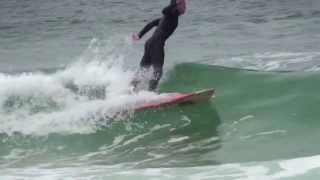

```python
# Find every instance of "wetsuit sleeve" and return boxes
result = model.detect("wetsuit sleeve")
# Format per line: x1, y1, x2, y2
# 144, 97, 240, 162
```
138, 18, 160, 38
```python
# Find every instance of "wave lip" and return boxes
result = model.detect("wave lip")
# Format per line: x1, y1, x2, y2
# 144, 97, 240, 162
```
208, 52, 320, 72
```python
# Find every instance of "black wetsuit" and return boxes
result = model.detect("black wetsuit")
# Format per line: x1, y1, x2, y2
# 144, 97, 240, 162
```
137, 0, 180, 90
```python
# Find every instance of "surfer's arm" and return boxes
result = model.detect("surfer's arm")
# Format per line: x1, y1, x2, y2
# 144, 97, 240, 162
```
137, 18, 160, 38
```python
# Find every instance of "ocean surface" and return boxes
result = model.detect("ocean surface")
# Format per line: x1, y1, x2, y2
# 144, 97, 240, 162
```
1, 0, 320, 179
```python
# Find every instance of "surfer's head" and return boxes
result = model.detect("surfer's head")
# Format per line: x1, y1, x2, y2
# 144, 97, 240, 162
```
176, 0, 186, 15
169, 0, 186, 15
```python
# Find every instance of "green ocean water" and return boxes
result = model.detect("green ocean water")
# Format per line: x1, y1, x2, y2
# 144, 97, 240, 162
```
161, 63, 320, 164
1, 0, 320, 179
1, 62, 320, 179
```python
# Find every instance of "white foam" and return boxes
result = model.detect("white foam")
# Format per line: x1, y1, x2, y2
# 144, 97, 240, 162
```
168, 136, 189, 143
2, 154, 320, 179
212, 52, 320, 71
0, 39, 167, 136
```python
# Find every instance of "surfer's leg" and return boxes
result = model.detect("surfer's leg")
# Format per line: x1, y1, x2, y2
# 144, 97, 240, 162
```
131, 54, 149, 89
149, 64, 163, 91
149, 47, 164, 91
139, 53, 151, 68
131, 42, 152, 90
139, 41, 152, 68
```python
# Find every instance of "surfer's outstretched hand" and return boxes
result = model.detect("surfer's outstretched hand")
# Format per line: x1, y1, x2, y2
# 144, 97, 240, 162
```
132, 33, 140, 41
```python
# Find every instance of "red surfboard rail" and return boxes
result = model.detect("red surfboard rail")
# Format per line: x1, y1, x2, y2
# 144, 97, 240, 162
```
135, 89, 215, 112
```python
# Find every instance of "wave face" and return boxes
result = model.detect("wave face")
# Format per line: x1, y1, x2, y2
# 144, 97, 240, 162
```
1, 62, 320, 180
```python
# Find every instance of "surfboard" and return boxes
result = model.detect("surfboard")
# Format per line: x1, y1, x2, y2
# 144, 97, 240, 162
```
135, 89, 215, 112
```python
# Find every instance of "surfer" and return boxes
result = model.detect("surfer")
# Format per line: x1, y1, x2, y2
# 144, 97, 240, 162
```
132, 0, 186, 91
